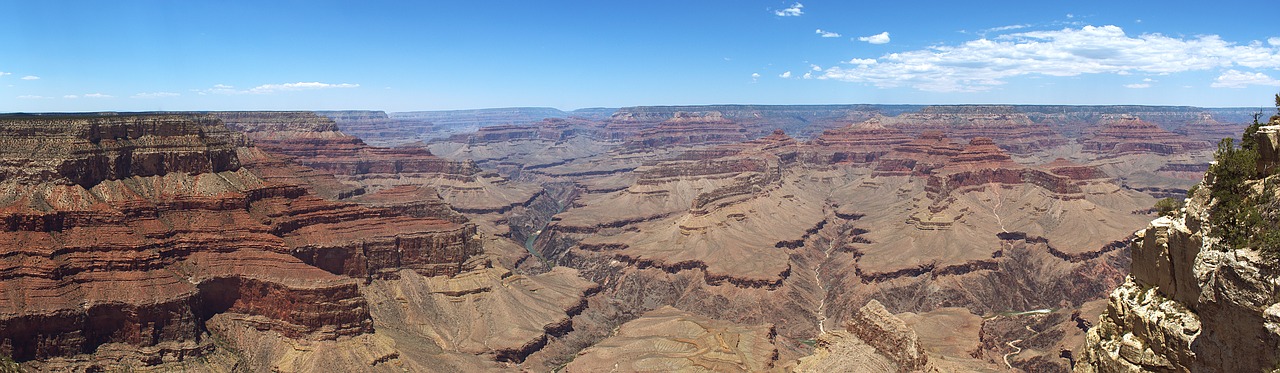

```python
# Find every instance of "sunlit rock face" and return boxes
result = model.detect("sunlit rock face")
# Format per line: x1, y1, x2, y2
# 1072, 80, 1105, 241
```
1078, 128, 1280, 372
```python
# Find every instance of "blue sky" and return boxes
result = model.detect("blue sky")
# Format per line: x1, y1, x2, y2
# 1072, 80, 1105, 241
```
2, 0, 1279, 112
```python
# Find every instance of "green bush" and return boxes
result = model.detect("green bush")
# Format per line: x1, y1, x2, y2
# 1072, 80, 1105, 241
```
1155, 197, 1183, 217
1205, 133, 1280, 256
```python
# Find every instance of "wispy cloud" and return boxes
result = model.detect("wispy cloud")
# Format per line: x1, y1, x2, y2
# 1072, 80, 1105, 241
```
0, 72, 10, 77
20, 76, 39, 80
846, 58, 877, 66
822, 25, 1280, 92
751, 72, 761, 83
64, 95, 79, 99
1271, 37, 1280, 47
83, 93, 113, 98
16, 95, 49, 99
815, 29, 840, 38
987, 24, 1030, 33
1211, 70, 1280, 88
857, 32, 890, 44
779, 71, 792, 78
774, 2, 803, 17
131, 92, 180, 99
196, 81, 359, 95
1124, 83, 1151, 88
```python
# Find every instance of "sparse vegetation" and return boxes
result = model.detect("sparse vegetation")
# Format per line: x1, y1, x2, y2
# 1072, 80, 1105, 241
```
0, 354, 18, 373
1155, 197, 1183, 217
1205, 94, 1280, 257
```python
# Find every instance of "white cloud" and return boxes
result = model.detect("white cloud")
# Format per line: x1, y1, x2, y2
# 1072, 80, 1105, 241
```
64, 95, 79, 99
846, 58, 877, 66
197, 82, 359, 95
774, 2, 803, 17
986, 24, 1029, 33
83, 93, 113, 98
751, 72, 761, 82
1270, 37, 1280, 47
20, 76, 39, 80
247, 81, 358, 94
1142, 78, 1154, 82
857, 32, 890, 44
16, 95, 49, 99
779, 71, 792, 78
131, 92, 180, 99
802, 72, 813, 79
1067, 13, 1075, 19
816, 29, 840, 38
1124, 83, 1151, 88
811, 64, 822, 71
821, 25, 1280, 92
1211, 70, 1280, 88
0, 72, 9, 77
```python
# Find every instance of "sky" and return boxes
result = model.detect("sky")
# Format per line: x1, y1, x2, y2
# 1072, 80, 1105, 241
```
2, 0, 1280, 112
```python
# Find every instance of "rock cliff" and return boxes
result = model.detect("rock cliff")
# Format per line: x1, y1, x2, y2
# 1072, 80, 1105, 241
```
1079, 115, 1209, 157
1077, 122, 1280, 372
0, 113, 589, 371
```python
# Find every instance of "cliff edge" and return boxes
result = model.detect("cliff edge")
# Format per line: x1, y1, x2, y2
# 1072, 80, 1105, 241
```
1078, 118, 1280, 372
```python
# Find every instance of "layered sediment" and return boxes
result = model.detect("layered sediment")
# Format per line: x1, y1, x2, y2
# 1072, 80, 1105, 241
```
0, 114, 487, 369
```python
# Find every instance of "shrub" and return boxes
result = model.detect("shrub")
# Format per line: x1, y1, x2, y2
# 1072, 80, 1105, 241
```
1155, 197, 1183, 217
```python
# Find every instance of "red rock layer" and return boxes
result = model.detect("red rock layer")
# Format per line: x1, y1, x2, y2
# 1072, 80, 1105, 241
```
924, 138, 1083, 197
876, 106, 1068, 154
805, 120, 913, 164
872, 131, 965, 176
620, 111, 750, 150
0, 114, 243, 188
1079, 115, 1210, 156
0, 114, 482, 363
1044, 158, 1108, 181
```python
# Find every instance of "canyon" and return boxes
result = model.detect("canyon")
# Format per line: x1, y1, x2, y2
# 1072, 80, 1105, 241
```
0, 104, 1259, 371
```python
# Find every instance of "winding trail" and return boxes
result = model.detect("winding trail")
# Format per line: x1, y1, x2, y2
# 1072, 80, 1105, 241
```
1002, 324, 1039, 369
1003, 339, 1023, 369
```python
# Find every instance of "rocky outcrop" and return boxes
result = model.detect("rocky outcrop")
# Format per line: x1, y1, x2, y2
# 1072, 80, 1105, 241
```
0, 114, 486, 369
873, 105, 1069, 154
872, 131, 965, 176
0, 113, 243, 188
794, 300, 933, 372
925, 138, 1084, 198
562, 306, 779, 372
805, 119, 913, 164
1079, 115, 1209, 157
620, 111, 750, 150
1077, 131, 1280, 371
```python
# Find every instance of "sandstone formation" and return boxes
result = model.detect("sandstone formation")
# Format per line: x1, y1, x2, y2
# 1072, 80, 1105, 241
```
805, 119, 913, 164
873, 105, 1069, 154
0, 113, 593, 371
617, 111, 750, 150
0, 114, 387, 366
563, 306, 779, 372
1079, 115, 1209, 157
872, 131, 966, 176
1077, 124, 1280, 372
